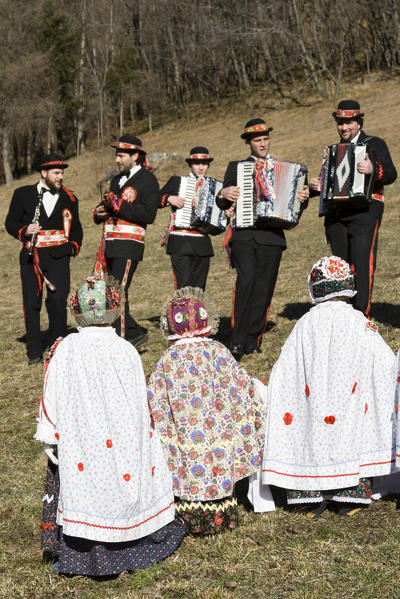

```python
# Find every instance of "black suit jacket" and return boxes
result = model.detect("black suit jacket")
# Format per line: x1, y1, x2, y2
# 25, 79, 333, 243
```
5, 184, 83, 264
217, 157, 287, 248
95, 167, 160, 261
159, 175, 213, 257
357, 130, 397, 188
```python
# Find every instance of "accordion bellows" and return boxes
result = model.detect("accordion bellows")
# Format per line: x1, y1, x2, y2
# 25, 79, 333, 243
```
235, 159, 307, 230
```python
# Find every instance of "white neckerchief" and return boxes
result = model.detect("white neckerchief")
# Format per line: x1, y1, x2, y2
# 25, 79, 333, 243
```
119, 165, 141, 188
38, 182, 59, 218
349, 132, 361, 145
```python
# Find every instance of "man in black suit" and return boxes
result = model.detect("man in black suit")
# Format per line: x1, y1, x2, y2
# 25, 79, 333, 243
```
5, 154, 83, 364
94, 134, 159, 347
310, 100, 397, 316
217, 119, 309, 360
158, 146, 215, 290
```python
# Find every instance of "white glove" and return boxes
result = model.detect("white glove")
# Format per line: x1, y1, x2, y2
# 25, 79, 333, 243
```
44, 443, 58, 465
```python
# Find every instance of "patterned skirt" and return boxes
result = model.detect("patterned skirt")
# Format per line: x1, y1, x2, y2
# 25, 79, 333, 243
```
175, 496, 238, 535
40, 461, 186, 576
286, 478, 372, 505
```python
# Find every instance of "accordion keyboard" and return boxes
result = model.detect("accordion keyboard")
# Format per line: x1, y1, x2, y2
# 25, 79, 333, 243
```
236, 162, 254, 228
175, 176, 197, 228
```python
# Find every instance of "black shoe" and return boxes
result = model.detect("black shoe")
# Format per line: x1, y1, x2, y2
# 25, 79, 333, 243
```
228, 344, 244, 360
245, 347, 261, 355
127, 333, 149, 349
28, 356, 43, 366
303, 499, 329, 520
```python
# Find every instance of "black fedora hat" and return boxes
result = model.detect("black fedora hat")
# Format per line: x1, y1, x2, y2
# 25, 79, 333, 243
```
111, 134, 146, 154
332, 100, 364, 120
185, 146, 213, 163
37, 153, 68, 171
241, 118, 273, 139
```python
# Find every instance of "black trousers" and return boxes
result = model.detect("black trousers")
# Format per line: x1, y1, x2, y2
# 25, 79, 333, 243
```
325, 202, 383, 316
106, 256, 145, 339
20, 254, 70, 360
170, 254, 210, 290
230, 240, 282, 350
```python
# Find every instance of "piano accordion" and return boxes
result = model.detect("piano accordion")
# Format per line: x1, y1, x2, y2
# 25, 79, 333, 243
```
191, 177, 227, 235
319, 142, 375, 215
174, 176, 227, 234
235, 159, 307, 229
174, 176, 197, 229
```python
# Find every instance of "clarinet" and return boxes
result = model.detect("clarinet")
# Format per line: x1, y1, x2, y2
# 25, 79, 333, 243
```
28, 188, 44, 256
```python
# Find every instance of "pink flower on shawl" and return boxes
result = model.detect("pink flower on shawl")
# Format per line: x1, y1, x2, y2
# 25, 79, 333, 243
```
205, 484, 218, 498
178, 466, 187, 479
215, 398, 224, 411
204, 416, 215, 430
172, 397, 185, 411
223, 429, 233, 440
152, 409, 164, 422
204, 453, 213, 465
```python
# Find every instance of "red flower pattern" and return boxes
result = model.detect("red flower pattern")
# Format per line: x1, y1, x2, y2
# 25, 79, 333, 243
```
77, 462, 84, 471
106, 439, 112, 448
123, 473, 131, 481
54, 432, 60, 440
305, 384, 310, 397
283, 412, 293, 425
324, 415, 335, 425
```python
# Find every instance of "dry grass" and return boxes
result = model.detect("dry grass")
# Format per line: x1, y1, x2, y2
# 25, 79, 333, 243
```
0, 73, 399, 598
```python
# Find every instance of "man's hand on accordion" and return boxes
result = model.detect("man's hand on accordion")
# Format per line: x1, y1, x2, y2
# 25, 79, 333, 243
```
357, 154, 373, 175
309, 177, 321, 192
297, 185, 310, 203
220, 186, 240, 203
167, 195, 185, 209
225, 205, 235, 219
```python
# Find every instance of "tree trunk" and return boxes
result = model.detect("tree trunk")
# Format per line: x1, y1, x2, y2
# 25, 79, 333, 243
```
26, 130, 32, 174
3, 128, 14, 184
76, 0, 86, 156
119, 92, 124, 135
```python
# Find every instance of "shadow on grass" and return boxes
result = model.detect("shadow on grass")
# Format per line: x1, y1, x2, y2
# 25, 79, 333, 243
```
370, 302, 400, 328
279, 302, 312, 321
16, 327, 77, 348
214, 317, 276, 347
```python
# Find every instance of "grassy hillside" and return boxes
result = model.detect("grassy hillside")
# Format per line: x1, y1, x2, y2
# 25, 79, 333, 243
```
0, 74, 399, 598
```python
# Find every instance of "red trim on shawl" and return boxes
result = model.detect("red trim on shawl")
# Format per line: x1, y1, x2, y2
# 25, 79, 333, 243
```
263, 459, 395, 479
58, 500, 174, 531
